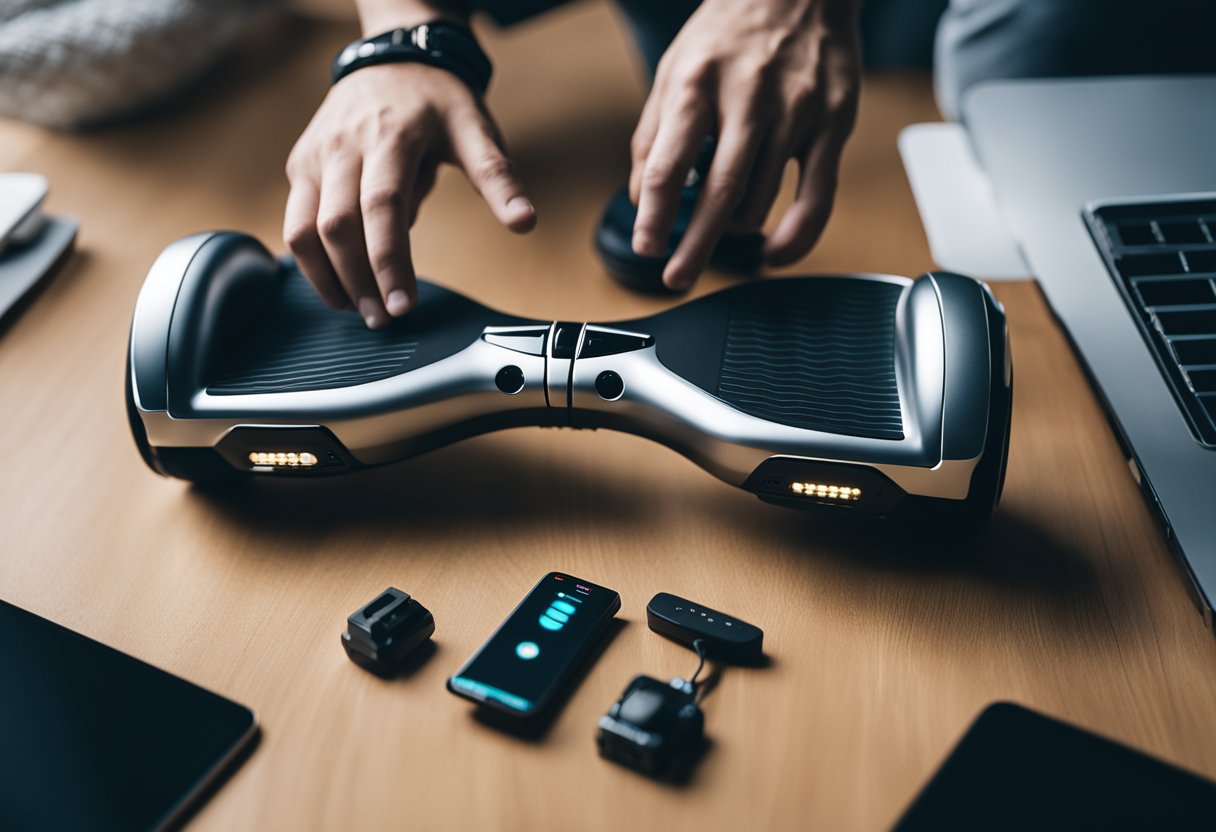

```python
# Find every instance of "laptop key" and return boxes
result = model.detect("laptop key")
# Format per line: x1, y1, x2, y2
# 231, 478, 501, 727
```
1117, 221, 1158, 246
1183, 249, 1216, 273
1172, 338, 1216, 365
1187, 369, 1216, 393
1159, 221, 1208, 245
1135, 278, 1216, 307
1118, 251, 1185, 277
1155, 309, 1216, 336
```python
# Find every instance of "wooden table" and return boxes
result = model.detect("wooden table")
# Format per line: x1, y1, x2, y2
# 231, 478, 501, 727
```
3, 6, 1215, 830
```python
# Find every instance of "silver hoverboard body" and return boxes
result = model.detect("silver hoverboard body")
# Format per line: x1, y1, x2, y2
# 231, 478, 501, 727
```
127, 232, 1012, 530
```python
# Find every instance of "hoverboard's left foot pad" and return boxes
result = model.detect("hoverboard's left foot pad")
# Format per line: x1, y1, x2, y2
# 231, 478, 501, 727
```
206, 268, 529, 395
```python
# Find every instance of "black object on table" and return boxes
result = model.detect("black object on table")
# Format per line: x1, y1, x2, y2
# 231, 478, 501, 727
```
342, 587, 435, 677
895, 701, 1216, 830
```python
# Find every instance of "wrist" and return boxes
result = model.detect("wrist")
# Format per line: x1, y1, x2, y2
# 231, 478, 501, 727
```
332, 16, 492, 94
356, 0, 470, 36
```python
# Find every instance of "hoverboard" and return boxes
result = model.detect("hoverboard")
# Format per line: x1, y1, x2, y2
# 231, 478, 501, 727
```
127, 232, 1011, 529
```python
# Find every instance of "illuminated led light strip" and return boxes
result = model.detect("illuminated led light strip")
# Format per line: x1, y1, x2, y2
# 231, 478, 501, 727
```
789, 482, 862, 501
248, 451, 319, 467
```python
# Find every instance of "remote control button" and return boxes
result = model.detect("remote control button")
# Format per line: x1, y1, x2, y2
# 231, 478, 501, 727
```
596, 371, 624, 401
515, 641, 540, 660
495, 365, 525, 394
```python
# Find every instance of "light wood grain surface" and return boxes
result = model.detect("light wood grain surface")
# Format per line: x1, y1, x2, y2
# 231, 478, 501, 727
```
3, 6, 1215, 831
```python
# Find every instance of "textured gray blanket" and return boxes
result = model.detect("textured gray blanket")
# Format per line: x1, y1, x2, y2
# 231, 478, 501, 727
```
0, 0, 281, 129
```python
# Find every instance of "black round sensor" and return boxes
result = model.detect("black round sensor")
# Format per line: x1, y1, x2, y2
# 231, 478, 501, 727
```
495, 365, 525, 394
595, 370, 624, 401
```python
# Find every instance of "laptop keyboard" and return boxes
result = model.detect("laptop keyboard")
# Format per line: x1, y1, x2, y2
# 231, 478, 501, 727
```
1087, 198, 1216, 447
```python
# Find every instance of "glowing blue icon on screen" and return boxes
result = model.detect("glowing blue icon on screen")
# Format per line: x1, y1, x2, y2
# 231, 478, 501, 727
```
539, 592, 581, 632
515, 641, 540, 660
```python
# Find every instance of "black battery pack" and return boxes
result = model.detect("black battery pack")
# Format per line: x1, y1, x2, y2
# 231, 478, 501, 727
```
341, 587, 435, 677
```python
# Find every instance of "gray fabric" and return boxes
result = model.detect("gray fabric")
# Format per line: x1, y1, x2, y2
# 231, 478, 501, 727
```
860, 0, 946, 69
936, 0, 1216, 120
0, 0, 280, 129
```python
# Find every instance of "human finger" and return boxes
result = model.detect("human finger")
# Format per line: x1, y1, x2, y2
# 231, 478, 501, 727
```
284, 175, 351, 310
663, 119, 762, 289
317, 153, 388, 327
360, 140, 422, 317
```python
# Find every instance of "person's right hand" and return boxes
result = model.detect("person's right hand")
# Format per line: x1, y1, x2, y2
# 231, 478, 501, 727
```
284, 62, 536, 328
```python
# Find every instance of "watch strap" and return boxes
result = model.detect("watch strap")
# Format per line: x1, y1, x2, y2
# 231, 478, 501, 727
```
331, 22, 492, 95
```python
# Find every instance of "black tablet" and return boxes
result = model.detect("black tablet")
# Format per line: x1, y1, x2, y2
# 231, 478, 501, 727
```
895, 702, 1216, 830
0, 600, 258, 832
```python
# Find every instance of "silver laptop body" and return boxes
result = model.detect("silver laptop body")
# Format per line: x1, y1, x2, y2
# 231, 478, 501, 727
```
963, 75, 1216, 627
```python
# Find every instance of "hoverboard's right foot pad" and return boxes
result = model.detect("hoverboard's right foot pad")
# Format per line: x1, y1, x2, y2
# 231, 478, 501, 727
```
627, 277, 906, 440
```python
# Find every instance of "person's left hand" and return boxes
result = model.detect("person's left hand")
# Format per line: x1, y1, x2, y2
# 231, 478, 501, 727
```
628, 0, 862, 290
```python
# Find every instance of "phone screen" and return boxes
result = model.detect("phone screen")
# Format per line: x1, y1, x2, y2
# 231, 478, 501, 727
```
449, 572, 620, 717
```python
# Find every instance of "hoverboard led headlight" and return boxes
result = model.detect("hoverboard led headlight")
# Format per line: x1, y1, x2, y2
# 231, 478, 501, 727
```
127, 232, 1012, 531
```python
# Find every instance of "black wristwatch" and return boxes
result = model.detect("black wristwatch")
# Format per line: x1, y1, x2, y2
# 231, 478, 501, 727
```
331, 22, 493, 95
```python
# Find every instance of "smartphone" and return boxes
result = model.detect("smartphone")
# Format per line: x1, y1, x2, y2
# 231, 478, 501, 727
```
447, 572, 620, 720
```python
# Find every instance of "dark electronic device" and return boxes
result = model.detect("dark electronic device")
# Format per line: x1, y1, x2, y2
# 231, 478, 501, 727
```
646, 592, 763, 662
597, 675, 705, 778
0, 600, 258, 832
895, 702, 1216, 830
127, 232, 1012, 533
341, 587, 434, 676
447, 572, 620, 720
595, 139, 763, 291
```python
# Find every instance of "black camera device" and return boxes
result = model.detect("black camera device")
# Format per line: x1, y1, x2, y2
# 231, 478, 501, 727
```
596, 675, 704, 778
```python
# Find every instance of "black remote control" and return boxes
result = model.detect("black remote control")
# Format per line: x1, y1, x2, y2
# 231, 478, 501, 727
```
646, 592, 763, 662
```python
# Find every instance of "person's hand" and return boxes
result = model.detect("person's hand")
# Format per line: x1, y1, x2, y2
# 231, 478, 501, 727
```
629, 0, 862, 290
285, 57, 535, 328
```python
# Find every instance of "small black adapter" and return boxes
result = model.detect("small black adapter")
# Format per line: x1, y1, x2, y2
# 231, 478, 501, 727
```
342, 587, 434, 677
646, 592, 763, 662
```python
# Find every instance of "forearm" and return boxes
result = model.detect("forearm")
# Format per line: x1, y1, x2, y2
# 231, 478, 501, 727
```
355, 0, 471, 34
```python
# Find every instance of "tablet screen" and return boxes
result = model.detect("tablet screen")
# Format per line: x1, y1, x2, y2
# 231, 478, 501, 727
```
895, 702, 1216, 830
0, 600, 257, 832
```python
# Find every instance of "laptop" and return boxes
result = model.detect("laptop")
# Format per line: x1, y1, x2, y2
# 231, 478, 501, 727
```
962, 75, 1216, 628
